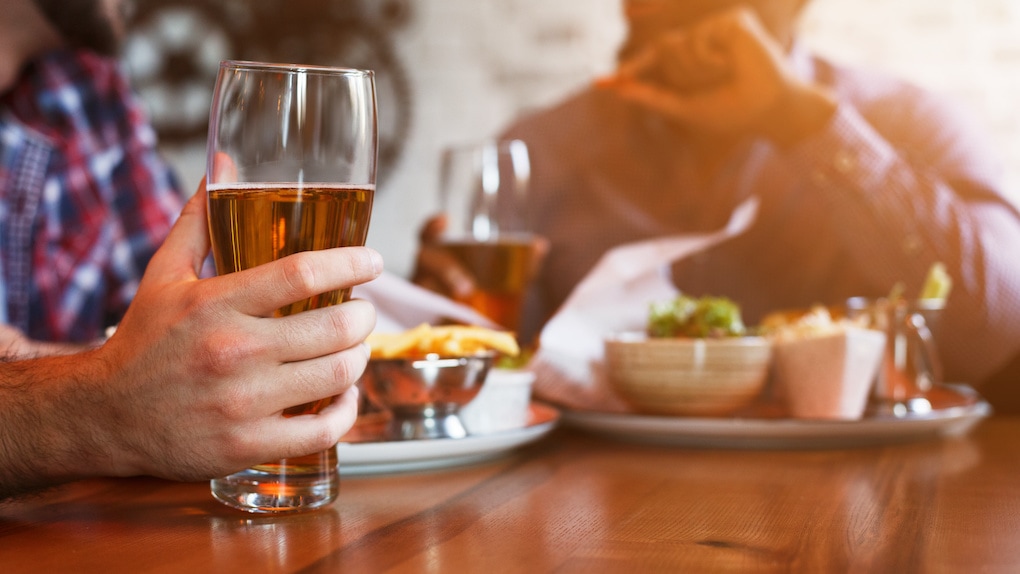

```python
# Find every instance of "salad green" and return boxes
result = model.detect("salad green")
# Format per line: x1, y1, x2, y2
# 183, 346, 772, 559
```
647, 295, 746, 338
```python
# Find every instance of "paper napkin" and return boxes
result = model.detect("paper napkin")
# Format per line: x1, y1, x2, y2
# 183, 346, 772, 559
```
530, 197, 760, 412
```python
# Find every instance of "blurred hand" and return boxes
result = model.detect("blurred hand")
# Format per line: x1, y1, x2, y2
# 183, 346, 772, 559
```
411, 214, 550, 307
0, 180, 384, 495
599, 6, 836, 146
411, 213, 477, 301
0, 324, 87, 358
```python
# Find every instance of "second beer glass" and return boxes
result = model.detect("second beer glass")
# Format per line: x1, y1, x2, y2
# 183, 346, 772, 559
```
439, 140, 539, 335
206, 61, 377, 513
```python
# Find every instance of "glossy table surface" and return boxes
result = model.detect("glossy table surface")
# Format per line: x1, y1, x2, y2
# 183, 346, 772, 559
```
2, 416, 1019, 573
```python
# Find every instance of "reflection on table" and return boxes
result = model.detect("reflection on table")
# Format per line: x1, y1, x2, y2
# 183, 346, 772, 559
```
1, 417, 1018, 572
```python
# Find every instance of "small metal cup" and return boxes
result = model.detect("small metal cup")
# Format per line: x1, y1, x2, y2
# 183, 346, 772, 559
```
846, 297, 944, 417
358, 353, 494, 440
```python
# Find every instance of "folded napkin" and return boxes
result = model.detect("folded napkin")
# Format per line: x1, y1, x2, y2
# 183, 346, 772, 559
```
353, 271, 498, 332
531, 197, 760, 413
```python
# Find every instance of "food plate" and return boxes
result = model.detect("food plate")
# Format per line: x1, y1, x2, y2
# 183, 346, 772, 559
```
561, 385, 991, 449
338, 403, 559, 475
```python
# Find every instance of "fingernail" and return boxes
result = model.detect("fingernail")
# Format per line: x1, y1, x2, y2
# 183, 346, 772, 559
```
361, 342, 372, 360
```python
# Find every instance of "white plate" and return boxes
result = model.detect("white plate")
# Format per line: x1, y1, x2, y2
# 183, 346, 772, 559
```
338, 403, 559, 475
561, 391, 991, 449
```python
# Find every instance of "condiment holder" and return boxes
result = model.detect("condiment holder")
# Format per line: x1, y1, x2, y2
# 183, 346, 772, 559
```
358, 353, 494, 440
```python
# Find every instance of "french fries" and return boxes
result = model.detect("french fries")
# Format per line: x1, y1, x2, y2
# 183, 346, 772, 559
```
367, 324, 520, 359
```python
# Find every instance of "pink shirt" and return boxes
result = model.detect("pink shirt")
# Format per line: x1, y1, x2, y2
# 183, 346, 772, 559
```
505, 52, 1020, 386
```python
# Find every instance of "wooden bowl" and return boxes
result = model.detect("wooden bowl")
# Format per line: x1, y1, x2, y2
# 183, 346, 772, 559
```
604, 333, 772, 416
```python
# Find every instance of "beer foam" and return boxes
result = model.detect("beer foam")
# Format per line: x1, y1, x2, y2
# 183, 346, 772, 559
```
206, 182, 375, 192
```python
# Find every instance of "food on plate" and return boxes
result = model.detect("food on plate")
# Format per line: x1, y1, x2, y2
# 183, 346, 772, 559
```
920, 262, 952, 301
760, 305, 885, 420
367, 323, 520, 359
495, 346, 534, 370
647, 295, 746, 338
760, 305, 869, 341
605, 334, 772, 417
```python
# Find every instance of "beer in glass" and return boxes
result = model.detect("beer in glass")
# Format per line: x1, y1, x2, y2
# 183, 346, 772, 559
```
206, 61, 377, 513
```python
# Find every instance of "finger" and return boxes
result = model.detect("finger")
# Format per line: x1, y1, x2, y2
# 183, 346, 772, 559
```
414, 245, 476, 299
613, 42, 660, 83
224, 246, 384, 317
530, 235, 550, 278
145, 180, 210, 282
260, 385, 362, 461
418, 214, 448, 243
691, 20, 729, 67
612, 79, 701, 122
269, 299, 377, 363
272, 343, 370, 411
211, 152, 238, 183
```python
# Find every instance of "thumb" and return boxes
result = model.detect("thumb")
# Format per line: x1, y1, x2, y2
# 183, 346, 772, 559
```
145, 178, 211, 282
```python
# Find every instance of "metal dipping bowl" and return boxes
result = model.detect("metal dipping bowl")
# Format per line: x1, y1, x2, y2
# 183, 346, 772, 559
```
357, 353, 495, 440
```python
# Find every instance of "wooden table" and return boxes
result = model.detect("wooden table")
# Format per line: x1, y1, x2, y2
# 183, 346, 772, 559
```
2, 417, 1019, 573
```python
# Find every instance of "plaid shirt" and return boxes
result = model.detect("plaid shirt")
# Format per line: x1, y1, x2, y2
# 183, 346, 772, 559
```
0, 49, 183, 343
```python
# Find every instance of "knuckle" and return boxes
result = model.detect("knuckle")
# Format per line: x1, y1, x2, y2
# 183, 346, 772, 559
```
342, 247, 376, 281
330, 355, 356, 388
308, 424, 342, 454
327, 305, 358, 338
332, 300, 376, 341
215, 384, 256, 422
194, 331, 259, 379
281, 254, 319, 296
218, 426, 258, 460
334, 349, 368, 387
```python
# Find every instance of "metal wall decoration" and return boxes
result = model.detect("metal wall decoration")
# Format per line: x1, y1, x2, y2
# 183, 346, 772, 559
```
123, 0, 414, 186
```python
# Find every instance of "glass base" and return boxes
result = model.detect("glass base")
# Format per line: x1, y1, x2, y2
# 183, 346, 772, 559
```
211, 449, 338, 514
388, 406, 469, 440
867, 396, 934, 418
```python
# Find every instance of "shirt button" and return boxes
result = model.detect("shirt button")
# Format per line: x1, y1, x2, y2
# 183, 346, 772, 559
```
834, 150, 857, 174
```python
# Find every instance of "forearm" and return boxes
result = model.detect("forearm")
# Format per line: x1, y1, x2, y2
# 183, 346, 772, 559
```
0, 351, 115, 499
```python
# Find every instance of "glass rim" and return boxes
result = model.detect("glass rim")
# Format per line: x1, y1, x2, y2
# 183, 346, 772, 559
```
442, 138, 527, 154
219, 59, 374, 78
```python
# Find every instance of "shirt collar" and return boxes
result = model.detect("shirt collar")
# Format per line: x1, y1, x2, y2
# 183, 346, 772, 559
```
788, 40, 818, 83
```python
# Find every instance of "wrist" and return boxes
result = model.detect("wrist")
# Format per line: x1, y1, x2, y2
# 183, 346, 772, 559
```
0, 351, 128, 497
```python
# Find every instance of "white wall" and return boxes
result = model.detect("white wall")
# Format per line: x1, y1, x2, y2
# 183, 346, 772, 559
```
371, 0, 625, 277
156, 0, 1020, 278
801, 0, 1020, 193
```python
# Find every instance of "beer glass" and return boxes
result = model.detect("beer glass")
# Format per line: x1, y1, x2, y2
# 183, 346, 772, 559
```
206, 61, 377, 513
439, 140, 539, 334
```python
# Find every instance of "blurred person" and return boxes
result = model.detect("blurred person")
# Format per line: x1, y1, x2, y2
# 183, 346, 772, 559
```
0, 185, 382, 499
0, 0, 382, 498
0, 0, 182, 355
414, 0, 1020, 407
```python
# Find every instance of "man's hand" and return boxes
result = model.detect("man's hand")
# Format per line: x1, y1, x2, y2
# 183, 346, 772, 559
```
0, 181, 384, 496
411, 214, 478, 302
600, 6, 836, 146
411, 214, 549, 314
